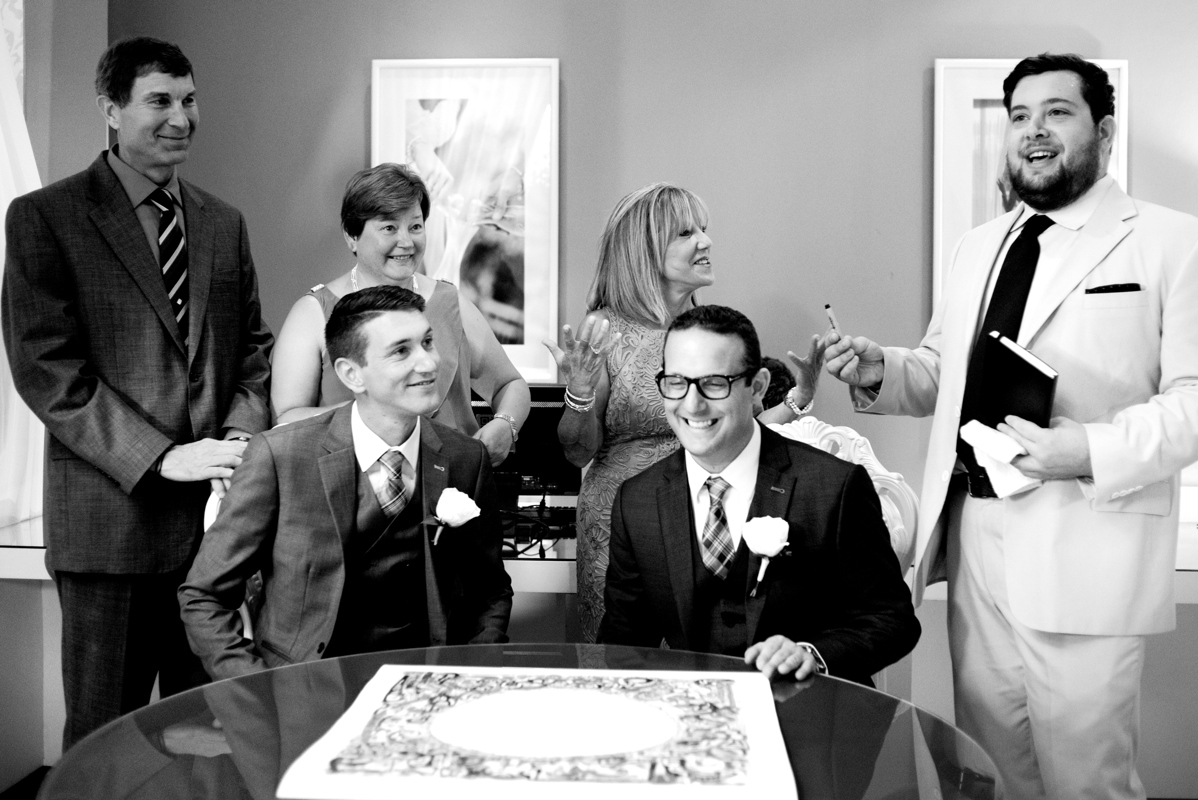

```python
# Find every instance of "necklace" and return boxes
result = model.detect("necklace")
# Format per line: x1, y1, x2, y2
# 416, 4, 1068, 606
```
350, 265, 417, 294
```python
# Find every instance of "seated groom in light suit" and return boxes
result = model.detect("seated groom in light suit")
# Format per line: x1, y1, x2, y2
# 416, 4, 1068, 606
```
180, 286, 512, 679
598, 305, 919, 685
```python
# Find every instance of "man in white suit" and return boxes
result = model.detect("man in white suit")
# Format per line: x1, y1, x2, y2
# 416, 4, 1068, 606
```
824, 54, 1198, 800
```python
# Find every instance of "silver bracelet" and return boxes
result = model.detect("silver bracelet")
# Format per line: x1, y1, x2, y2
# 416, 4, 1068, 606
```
493, 413, 519, 443
564, 387, 595, 413
784, 388, 814, 417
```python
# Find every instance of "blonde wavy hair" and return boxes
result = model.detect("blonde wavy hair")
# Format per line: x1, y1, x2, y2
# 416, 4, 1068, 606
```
586, 183, 710, 327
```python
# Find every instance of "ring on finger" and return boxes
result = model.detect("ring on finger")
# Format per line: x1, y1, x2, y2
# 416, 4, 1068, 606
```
589, 344, 601, 355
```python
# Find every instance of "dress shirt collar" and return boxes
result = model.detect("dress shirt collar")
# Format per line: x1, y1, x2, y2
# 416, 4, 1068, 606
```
351, 402, 421, 474
684, 422, 762, 508
1016, 174, 1114, 233
106, 145, 183, 209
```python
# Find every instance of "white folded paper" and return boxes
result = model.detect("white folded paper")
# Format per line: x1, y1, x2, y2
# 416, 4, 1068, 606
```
959, 420, 1041, 498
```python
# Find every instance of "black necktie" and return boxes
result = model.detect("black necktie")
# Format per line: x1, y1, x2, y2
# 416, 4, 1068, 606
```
959, 214, 1054, 461
148, 188, 189, 344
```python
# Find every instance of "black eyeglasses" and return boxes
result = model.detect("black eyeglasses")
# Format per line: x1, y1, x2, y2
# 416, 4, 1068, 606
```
655, 369, 755, 400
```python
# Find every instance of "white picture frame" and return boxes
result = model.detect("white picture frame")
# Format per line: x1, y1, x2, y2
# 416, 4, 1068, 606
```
372, 58, 560, 383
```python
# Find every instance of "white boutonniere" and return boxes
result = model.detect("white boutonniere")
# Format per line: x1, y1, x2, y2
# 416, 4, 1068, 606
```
742, 516, 789, 597
423, 487, 481, 545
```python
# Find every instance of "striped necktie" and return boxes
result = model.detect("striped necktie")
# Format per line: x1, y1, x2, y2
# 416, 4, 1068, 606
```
376, 450, 409, 518
147, 188, 188, 344
701, 476, 736, 579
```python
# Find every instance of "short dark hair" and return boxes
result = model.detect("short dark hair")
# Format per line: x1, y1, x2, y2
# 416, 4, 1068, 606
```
761, 356, 795, 409
665, 305, 762, 375
1003, 53, 1114, 124
95, 37, 193, 107
340, 163, 431, 238
326, 285, 426, 366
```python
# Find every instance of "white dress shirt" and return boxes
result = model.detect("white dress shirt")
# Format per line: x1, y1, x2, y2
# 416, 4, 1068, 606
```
351, 402, 420, 506
684, 423, 762, 551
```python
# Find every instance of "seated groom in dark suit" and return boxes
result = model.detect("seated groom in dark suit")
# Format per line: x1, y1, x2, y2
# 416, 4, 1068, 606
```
180, 286, 512, 679
599, 305, 919, 685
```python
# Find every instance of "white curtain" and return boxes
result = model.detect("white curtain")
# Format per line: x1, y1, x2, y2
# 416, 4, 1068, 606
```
0, 19, 44, 547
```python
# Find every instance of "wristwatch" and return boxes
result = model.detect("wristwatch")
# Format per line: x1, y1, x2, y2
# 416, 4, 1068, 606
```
494, 413, 519, 443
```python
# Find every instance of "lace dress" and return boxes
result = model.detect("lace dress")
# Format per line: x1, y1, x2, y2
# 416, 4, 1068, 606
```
576, 312, 680, 642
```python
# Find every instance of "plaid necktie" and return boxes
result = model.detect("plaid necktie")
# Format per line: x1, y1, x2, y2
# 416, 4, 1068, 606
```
147, 188, 189, 344
701, 476, 736, 579
376, 450, 408, 518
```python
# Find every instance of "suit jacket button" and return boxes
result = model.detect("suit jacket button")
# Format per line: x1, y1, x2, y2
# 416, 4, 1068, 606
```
316, 642, 325, 654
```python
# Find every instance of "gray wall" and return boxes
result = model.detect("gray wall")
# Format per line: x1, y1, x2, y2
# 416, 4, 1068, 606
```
106, 0, 1198, 498
8, 1, 1198, 793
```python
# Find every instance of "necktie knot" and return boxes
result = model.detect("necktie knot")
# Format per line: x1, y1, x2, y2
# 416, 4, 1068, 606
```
705, 476, 731, 505
377, 450, 408, 517
147, 188, 177, 214
378, 449, 406, 479
1021, 213, 1053, 239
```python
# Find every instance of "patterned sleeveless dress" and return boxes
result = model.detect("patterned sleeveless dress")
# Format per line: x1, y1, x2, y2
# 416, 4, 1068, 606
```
576, 312, 680, 642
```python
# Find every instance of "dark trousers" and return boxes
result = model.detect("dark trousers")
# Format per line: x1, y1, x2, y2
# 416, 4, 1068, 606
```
55, 569, 209, 750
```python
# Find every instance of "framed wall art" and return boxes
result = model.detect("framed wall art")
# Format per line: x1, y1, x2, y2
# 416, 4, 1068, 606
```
372, 58, 560, 383
932, 58, 1128, 305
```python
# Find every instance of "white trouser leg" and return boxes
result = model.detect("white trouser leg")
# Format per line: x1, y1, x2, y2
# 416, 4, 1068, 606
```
946, 491, 1146, 800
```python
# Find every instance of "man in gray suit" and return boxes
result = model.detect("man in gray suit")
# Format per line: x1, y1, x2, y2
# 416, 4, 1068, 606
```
2, 37, 272, 748
180, 286, 512, 680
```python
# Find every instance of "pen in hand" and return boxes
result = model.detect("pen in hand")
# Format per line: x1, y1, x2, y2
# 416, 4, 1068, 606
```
824, 303, 842, 336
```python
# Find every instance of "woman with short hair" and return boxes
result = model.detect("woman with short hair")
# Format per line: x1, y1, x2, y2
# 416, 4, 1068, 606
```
271, 163, 529, 465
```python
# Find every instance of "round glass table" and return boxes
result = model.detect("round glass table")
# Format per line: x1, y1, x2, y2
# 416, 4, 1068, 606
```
38, 644, 997, 799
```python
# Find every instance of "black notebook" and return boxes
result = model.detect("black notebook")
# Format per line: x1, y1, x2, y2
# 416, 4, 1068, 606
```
978, 332, 1058, 428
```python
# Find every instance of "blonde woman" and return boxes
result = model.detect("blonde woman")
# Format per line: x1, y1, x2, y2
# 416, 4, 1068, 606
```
546, 184, 822, 641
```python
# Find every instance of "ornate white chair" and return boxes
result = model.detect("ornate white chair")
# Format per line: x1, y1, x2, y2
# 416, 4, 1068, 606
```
767, 417, 918, 575
769, 417, 919, 695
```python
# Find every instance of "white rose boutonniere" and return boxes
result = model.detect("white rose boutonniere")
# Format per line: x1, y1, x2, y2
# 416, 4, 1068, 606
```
742, 516, 789, 597
425, 487, 481, 545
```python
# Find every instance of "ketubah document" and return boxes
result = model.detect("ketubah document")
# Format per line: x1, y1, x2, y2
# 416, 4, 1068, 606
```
276, 663, 796, 799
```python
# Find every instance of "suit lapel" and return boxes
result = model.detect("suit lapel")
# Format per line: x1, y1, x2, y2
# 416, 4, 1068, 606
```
745, 427, 795, 643
656, 453, 696, 644
1019, 184, 1135, 347
179, 181, 213, 367
86, 157, 186, 355
960, 208, 1022, 353
418, 421, 449, 646
317, 406, 359, 547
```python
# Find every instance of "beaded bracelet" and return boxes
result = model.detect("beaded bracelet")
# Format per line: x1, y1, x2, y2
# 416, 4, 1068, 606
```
783, 387, 814, 417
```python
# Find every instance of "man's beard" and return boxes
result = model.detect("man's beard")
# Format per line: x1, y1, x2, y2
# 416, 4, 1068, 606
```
1006, 135, 1105, 212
